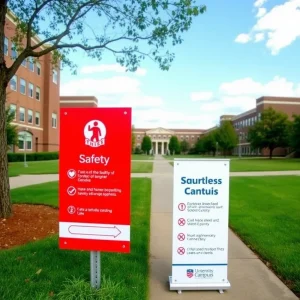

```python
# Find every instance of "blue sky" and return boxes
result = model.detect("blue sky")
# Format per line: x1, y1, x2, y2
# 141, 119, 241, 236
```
60, 0, 300, 129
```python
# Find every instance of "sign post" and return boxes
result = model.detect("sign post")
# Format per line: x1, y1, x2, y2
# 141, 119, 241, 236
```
169, 159, 231, 294
59, 107, 131, 288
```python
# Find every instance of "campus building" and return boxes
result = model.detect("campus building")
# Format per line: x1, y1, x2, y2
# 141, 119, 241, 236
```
4, 10, 60, 153
133, 127, 204, 154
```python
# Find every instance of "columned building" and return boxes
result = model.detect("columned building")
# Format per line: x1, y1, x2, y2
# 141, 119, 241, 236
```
134, 127, 204, 154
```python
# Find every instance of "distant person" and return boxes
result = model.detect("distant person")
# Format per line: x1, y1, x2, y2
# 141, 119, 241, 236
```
88, 121, 101, 142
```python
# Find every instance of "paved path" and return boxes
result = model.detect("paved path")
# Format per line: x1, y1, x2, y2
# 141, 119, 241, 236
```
9, 170, 300, 189
149, 155, 298, 300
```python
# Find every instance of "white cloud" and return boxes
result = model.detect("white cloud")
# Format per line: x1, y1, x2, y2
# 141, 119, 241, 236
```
235, 33, 251, 43
256, 7, 267, 18
254, 32, 265, 42
190, 91, 213, 101
118, 94, 163, 108
80, 64, 147, 76
235, 0, 300, 55
220, 77, 263, 96
254, 0, 268, 8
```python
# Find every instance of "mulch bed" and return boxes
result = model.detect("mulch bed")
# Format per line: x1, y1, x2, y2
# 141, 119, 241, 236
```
0, 204, 58, 250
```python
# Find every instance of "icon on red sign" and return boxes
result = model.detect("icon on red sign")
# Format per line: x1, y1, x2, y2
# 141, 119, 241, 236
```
178, 203, 186, 211
177, 233, 185, 241
84, 120, 106, 148
67, 169, 76, 179
68, 206, 76, 214
178, 218, 186, 226
67, 186, 77, 196
177, 247, 185, 255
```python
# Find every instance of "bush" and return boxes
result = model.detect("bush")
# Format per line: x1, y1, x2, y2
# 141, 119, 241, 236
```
7, 151, 59, 162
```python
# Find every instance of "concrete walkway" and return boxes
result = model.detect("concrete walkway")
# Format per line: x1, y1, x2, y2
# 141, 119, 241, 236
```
149, 155, 298, 300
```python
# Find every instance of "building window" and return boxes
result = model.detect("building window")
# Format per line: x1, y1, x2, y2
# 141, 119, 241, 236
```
18, 131, 32, 150
28, 109, 33, 123
10, 75, 17, 91
9, 104, 16, 120
35, 112, 40, 126
52, 113, 57, 128
19, 107, 25, 122
20, 78, 26, 95
28, 83, 34, 98
21, 59, 26, 67
28, 57, 34, 72
36, 62, 41, 75
4, 37, 8, 55
11, 43, 17, 60
36, 86, 40, 101
53, 69, 58, 84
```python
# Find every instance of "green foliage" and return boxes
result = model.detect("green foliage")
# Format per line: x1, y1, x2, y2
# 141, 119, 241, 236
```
6, 0, 207, 76
248, 108, 290, 159
141, 135, 152, 154
131, 125, 136, 153
216, 120, 238, 155
168, 135, 180, 154
180, 139, 189, 153
7, 151, 59, 162
195, 131, 218, 155
6, 107, 18, 146
289, 114, 300, 154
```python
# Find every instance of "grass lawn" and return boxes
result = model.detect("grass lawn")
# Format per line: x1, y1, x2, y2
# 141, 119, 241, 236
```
230, 176, 300, 294
9, 160, 153, 176
131, 154, 154, 160
1, 178, 151, 300
166, 156, 300, 172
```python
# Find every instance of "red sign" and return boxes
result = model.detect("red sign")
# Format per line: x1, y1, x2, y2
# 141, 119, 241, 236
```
59, 108, 131, 253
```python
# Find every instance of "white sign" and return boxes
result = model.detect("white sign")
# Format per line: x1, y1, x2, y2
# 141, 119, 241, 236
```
169, 159, 231, 293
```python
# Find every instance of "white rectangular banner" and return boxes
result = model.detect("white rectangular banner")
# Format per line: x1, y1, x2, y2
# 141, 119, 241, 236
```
169, 159, 231, 292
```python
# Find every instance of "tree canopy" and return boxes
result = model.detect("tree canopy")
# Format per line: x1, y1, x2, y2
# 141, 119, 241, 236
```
6, 107, 18, 147
289, 114, 300, 155
168, 135, 180, 154
180, 139, 189, 154
217, 120, 238, 155
247, 108, 290, 159
141, 135, 152, 155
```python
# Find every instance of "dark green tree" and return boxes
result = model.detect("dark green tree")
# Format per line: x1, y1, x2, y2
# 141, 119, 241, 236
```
141, 135, 152, 155
180, 139, 189, 154
0, 1, 206, 218
195, 138, 205, 154
248, 108, 290, 159
169, 135, 180, 155
217, 121, 238, 156
131, 125, 136, 154
202, 131, 218, 155
6, 107, 18, 147
289, 114, 300, 155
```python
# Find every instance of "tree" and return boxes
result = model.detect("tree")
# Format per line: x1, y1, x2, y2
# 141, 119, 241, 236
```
141, 135, 152, 155
248, 108, 290, 159
202, 131, 217, 155
169, 135, 180, 155
180, 139, 189, 154
217, 121, 238, 156
0, 1, 206, 218
131, 125, 136, 153
289, 114, 300, 155
6, 107, 18, 147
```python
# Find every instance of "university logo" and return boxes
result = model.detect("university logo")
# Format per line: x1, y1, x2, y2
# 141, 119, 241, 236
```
84, 120, 106, 147
186, 269, 194, 278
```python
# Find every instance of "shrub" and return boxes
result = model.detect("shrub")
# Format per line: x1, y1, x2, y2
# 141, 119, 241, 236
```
7, 152, 59, 162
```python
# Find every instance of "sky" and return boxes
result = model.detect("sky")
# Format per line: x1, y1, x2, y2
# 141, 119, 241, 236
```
60, 0, 300, 130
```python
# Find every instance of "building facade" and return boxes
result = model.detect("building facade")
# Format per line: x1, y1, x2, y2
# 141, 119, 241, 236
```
5, 11, 60, 153
133, 127, 204, 154
60, 96, 98, 108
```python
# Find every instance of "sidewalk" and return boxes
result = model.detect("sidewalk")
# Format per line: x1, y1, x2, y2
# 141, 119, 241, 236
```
149, 156, 298, 300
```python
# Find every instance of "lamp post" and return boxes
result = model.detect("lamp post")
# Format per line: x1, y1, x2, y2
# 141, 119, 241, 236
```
239, 132, 242, 159
23, 129, 29, 167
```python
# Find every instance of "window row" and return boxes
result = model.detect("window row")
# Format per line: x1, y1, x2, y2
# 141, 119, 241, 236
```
234, 115, 258, 129
18, 131, 33, 151
10, 76, 41, 101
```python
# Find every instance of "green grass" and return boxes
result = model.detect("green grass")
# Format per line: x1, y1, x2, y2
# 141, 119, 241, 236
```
131, 162, 153, 173
9, 160, 153, 177
166, 156, 300, 172
230, 176, 300, 294
131, 155, 154, 160
1, 178, 151, 299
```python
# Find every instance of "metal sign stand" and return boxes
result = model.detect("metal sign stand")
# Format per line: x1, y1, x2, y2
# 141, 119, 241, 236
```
90, 251, 101, 289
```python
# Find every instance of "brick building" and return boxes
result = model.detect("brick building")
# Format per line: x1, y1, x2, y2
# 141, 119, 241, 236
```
133, 127, 204, 154
5, 10, 60, 153
60, 96, 98, 108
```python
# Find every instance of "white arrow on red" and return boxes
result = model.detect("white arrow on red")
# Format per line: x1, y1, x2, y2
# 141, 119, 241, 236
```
68, 225, 121, 238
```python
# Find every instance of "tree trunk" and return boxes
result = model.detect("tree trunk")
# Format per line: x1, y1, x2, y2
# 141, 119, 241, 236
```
0, 81, 11, 218
269, 147, 274, 159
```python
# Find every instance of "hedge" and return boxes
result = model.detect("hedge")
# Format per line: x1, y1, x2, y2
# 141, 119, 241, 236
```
8, 152, 59, 162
